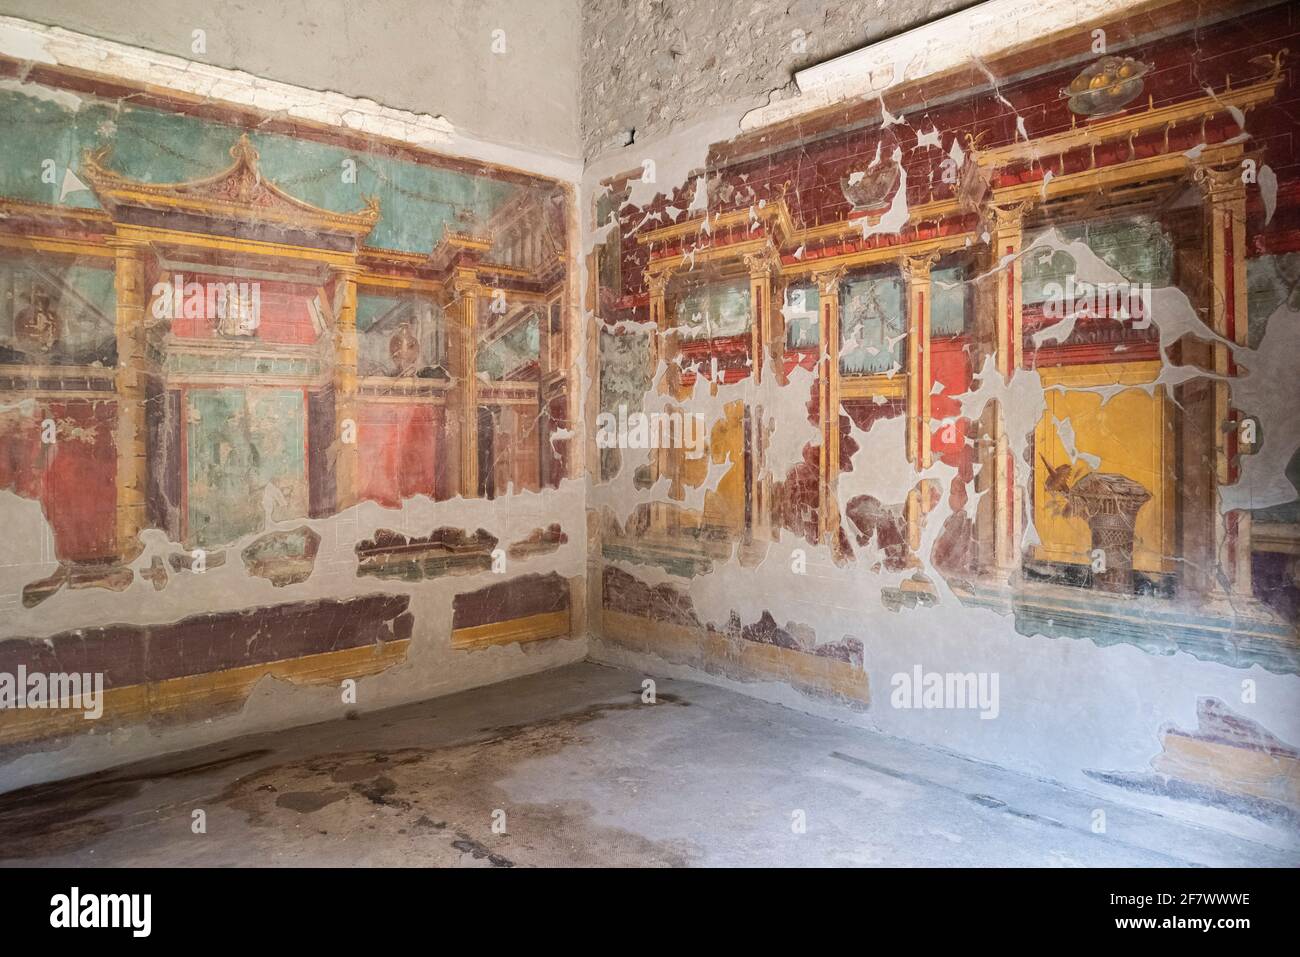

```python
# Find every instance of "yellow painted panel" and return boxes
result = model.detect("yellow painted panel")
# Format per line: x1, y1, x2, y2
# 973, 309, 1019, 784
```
0, 640, 410, 746
669, 398, 746, 536
1033, 375, 1173, 573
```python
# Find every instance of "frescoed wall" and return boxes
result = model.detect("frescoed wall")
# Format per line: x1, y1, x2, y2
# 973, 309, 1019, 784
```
3, 1, 1299, 839
586, 0, 1300, 830
0, 43, 582, 782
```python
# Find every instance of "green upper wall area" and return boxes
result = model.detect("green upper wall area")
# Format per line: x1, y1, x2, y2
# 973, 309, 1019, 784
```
0, 82, 521, 254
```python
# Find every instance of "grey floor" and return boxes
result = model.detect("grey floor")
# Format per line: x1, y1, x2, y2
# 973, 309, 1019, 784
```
1, 661, 1294, 867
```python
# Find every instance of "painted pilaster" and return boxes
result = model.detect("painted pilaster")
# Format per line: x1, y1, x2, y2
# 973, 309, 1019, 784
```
643, 269, 675, 533
745, 247, 780, 539
446, 267, 481, 498
815, 266, 845, 543
330, 264, 361, 511
108, 236, 151, 560
902, 252, 937, 470
1194, 161, 1252, 595
902, 252, 937, 552
990, 201, 1031, 573
744, 246, 780, 385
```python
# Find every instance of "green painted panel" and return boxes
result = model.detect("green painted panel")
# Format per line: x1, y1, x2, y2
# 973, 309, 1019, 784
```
783, 283, 819, 348
356, 292, 405, 333
478, 314, 540, 377
0, 83, 520, 254
674, 279, 750, 341
931, 265, 968, 336
1023, 216, 1173, 303
186, 388, 306, 547
840, 273, 905, 375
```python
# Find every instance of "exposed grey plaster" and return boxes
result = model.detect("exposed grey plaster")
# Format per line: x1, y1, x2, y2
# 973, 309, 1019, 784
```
580, 0, 976, 160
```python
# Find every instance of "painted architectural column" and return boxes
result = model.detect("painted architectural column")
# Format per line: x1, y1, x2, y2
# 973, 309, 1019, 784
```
330, 264, 361, 511
815, 266, 846, 542
991, 201, 1032, 380
902, 252, 937, 470
446, 267, 481, 498
538, 291, 553, 488
643, 269, 678, 533
902, 252, 937, 553
646, 269, 671, 369
744, 247, 779, 540
538, 294, 559, 489
108, 236, 151, 560
770, 274, 790, 387
990, 201, 1032, 573
1194, 161, 1252, 595
744, 246, 779, 385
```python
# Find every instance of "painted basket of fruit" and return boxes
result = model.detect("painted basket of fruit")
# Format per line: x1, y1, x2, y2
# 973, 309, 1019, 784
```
1064, 56, 1151, 116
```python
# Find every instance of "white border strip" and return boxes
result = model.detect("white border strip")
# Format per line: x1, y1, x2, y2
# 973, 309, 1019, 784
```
741, 0, 1160, 132
0, 16, 582, 183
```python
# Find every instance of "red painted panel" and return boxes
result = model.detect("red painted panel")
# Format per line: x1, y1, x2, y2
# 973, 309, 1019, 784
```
168, 276, 321, 344
357, 403, 439, 507
930, 336, 972, 469
0, 399, 117, 560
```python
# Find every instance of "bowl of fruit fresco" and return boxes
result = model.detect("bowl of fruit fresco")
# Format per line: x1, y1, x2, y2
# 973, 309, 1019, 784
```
1064, 56, 1151, 116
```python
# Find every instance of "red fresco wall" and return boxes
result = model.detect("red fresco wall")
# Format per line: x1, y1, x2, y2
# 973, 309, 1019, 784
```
357, 403, 441, 507
0, 399, 117, 561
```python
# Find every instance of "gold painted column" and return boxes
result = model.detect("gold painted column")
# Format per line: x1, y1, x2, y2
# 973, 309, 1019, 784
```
815, 267, 845, 543
902, 253, 937, 470
992, 201, 1032, 378
644, 269, 676, 534
902, 253, 936, 552
745, 247, 778, 540
990, 202, 1031, 573
108, 237, 151, 560
744, 247, 779, 385
331, 264, 361, 511
1195, 161, 1252, 595
446, 267, 481, 498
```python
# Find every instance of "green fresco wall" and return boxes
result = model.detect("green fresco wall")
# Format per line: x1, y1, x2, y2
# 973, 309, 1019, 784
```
0, 85, 519, 254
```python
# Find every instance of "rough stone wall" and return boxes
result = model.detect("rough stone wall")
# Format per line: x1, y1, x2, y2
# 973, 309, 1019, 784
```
580, 0, 975, 159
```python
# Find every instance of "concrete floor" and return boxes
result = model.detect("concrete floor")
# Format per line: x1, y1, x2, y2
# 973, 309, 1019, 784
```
1, 661, 1295, 867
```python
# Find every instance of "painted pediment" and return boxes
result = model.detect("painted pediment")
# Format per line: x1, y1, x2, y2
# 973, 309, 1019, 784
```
81, 134, 380, 240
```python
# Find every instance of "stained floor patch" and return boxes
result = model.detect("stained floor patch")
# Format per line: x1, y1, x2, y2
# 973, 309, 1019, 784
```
213, 699, 695, 866
0, 748, 272, 860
